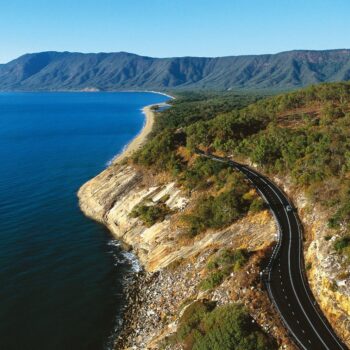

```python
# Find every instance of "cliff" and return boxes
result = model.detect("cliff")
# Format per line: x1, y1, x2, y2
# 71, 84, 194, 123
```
78, 161, 296, 349
78, 83, 350, 348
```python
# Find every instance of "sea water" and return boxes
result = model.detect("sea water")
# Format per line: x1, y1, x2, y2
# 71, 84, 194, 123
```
0, 92, 169, 350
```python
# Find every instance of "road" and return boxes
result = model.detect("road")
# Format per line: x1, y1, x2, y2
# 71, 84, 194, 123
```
198, 151, 348, 350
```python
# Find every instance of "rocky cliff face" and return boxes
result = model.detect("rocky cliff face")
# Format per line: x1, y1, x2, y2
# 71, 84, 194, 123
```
79, 158, 350, 349
272, 176, 350, 347
78, 162, 275, 271
78, 162, 297, 349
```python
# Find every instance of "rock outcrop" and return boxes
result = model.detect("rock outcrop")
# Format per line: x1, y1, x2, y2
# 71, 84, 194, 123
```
78, 161, 299, 349
272, 176, 350, 347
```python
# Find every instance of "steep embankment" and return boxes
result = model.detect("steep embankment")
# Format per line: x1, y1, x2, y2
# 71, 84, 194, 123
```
2, 49, 350, 91
272, 176, 350, 345
78, 105, 295, 349
178, 83, 350, 346
78, 161, 294, 349
79, 84, 350, 348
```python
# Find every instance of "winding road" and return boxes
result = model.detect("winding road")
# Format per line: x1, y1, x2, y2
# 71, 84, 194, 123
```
198, 151, 348, 350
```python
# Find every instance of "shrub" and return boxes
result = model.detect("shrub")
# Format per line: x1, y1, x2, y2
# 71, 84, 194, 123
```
182, 188, 252, 237
215, 248, 249, 271
130, 202, 171, 227
206, 258, 218, 271
176, 302, 275, 350
133, 129, 185, 172
177, 301, 216, 342
199, 271, 225, 290
200, 249, 249, 290
334, 235, 350, 259
249, 197, 266, 213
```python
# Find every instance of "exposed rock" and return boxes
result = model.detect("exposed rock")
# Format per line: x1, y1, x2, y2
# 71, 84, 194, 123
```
272, 175, 350, 346
78, 161, 296, 349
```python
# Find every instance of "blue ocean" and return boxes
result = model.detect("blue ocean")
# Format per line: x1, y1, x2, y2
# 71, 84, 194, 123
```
0, 92, 169, 350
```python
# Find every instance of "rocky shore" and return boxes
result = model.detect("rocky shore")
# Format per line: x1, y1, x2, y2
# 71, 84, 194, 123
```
79, 156, 350, 349
78, 155, 298, 349
78, 102, 349, 349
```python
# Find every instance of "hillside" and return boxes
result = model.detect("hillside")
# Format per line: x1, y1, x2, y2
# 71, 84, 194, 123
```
78, 83, 350, 349
1, 50, 350, 91
131, 82, 350, 346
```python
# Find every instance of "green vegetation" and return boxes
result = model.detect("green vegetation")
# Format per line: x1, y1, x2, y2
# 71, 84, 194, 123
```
181, 158, 232, 191
182, 189, 251, 237
133, 82, 350, 243
186, 83, 350, 188
173, 301, 275, 350
153, 92, 262, 134
130, 201, 171, 227
200, 249, 249, 290
249, 197, 266, 213
5, 50, 350, 92
334, 235, 350, 259
133, 129, 185, 174
211, 248, 249, 271
199, 271, 225, 290
179, 159, 262, 236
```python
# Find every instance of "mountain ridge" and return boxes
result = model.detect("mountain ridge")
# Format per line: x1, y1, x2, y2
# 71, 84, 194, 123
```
1, 49, 350, 91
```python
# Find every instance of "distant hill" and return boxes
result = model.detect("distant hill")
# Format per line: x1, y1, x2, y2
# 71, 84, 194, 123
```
1, 50, 350, 91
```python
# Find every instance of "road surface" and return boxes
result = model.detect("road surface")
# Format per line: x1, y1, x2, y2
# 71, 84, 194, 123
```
198, 151, 348, 350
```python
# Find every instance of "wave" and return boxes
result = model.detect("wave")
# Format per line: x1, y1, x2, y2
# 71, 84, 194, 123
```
107, 239, 142, 273
104, 239, 142, 349
104, 107, 148, 167
105, 143, 128, 166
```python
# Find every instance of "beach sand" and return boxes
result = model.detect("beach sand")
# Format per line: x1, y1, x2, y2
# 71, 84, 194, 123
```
112, 102, 167, 164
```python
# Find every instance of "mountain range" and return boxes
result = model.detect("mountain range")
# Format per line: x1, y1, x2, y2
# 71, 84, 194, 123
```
1, 49, 350, 91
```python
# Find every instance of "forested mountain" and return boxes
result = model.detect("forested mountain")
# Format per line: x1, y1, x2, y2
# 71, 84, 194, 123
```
1, 50, 350, 91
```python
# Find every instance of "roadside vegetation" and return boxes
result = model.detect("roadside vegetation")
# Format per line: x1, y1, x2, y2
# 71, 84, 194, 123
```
334, 235, 350, 260
168, 301, 276, 350
180, 165, 257, 236
199, 249, 249, 290
132, 82, 350, 259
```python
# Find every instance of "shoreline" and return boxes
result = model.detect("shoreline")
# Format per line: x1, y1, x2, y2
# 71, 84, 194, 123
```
0, 90, 176, 100
78, 96, 173, 348
111, 102, 168, 164
76, 96, 295, 349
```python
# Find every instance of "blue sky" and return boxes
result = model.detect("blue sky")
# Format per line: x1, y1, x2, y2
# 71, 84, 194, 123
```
0, 0, 349, 63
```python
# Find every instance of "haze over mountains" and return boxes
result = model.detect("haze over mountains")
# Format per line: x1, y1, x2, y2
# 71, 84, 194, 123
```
1, 49, 350, 91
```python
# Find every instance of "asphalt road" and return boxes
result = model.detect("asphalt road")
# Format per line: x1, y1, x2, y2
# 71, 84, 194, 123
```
198, 151, 348, 350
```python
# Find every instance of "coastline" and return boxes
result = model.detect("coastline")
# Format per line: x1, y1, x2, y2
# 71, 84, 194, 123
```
112, 102, 166, 164
78, 96, 173, 349
77, 96, 294, 349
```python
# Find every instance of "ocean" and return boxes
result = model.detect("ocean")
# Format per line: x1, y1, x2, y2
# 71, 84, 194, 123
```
0, 92, 169, 350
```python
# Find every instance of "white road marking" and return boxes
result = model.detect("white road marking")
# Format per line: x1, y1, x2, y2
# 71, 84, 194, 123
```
203, 154, 345, 350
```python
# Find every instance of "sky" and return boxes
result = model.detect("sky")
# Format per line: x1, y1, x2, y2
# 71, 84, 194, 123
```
0, 0, 350, 63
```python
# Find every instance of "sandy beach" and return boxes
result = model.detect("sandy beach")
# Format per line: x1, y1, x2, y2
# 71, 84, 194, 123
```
112, 102, 168, 164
